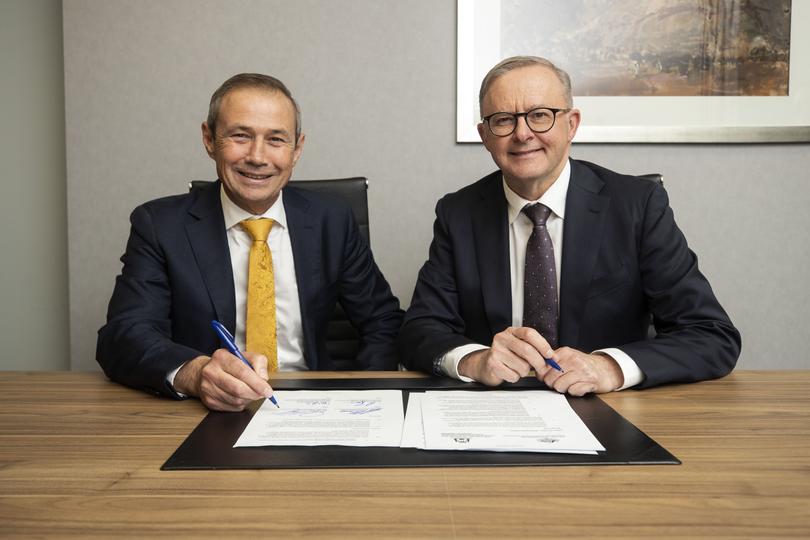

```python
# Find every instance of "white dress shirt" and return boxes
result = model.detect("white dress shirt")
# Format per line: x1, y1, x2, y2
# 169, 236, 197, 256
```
220, 186, 307, 371
440, 161, 643, 390
167, 187, 307, 391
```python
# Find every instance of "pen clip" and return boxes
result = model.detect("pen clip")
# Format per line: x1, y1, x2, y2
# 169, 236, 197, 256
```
211, 320, 236, 345
212, 319, 248, 363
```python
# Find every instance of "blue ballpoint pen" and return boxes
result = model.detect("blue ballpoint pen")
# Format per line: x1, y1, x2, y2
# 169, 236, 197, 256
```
211, 320, 279, 407
545, 357, 564, 373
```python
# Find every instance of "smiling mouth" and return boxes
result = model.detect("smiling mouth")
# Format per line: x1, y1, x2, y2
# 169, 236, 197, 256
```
509, 148, 543, 157
237, 170, 274, 180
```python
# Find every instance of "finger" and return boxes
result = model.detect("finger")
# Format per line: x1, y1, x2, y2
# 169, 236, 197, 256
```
506, 330, 556, 375
567, 381, 597, 397
243, 351, 270, 379
201, 394, 250, 412
475, 354, 516, 385
488, 342, 533, 380
201, 360, 268, 404
511, 327, 554, 358
534, 364, 552, 381
545, 369, 575, 393
198, 378, 252, 411
490, 361, 522, 384
550, 368, 597, 394
198, 368, 254, 402
220, 371, 268, 402
213, 350, 273, 399
496, 331, 546, 374
210, 348, 253, 374
468, 348, 521, 385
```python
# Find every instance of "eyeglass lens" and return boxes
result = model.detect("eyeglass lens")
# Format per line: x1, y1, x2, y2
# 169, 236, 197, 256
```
488, 108, 558, 136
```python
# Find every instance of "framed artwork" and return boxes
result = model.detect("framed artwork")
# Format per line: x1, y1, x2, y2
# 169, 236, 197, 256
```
457, 0, 810, 143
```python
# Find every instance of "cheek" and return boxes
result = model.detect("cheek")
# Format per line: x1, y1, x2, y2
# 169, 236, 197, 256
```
538, 133, 564, 153
220, 145, 248, 164
270, 148, 296, 169
486, 140, 510, 159
215, 141, 249, 163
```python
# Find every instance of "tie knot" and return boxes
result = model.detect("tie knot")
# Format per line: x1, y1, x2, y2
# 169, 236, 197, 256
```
522, 203, 552, 227
240, 218, 275, 242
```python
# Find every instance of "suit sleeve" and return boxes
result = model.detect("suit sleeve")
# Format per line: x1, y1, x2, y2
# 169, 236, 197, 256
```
335, 211, 404, 370
96, 205, 204, 398
620, 183, 741, 388
398, 197, 480, 374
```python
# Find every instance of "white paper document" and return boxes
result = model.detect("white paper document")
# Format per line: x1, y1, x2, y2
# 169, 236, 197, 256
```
407, 390, 604, 454
234, 390, 404, 448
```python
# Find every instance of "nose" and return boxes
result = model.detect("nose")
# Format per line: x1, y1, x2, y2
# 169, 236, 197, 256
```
512, 114, 535, 142
245, 139, 268, 166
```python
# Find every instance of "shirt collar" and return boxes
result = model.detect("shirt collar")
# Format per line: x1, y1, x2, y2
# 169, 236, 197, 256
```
220, 184, 288, 231
503, 159, 570, 225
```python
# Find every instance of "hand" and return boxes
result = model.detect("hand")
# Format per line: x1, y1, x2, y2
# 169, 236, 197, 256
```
540, 348, 624, 396
173, 349, 275, 411
458, 327, 553, 386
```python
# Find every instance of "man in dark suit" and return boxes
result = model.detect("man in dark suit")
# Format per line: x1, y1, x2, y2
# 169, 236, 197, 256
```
97, 73, 403, 411
399, 56, 740, 394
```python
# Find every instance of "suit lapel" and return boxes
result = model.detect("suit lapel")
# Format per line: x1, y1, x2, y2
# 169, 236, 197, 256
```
472, 173, 512, 335
283, 188, 319, 365
185, 182, 237, 330
283, 187, 319, 296
560, 160, 610, 345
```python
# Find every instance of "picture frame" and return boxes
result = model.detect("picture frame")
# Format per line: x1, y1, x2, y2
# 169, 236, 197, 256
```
457, 0, 810, 143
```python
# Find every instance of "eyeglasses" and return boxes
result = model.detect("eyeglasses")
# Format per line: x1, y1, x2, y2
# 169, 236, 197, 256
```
482, 107, 571, 137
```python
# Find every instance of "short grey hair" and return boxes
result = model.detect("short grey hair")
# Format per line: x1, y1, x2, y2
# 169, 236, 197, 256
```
478, 56, 573, 115
206, 73, 302, 143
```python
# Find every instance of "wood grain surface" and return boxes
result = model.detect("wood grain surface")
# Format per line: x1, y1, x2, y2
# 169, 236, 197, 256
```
1, 370, 808, 539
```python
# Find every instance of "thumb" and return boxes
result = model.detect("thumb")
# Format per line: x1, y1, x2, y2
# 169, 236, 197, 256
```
253, 355, 269, 379
244, 351, 269, 379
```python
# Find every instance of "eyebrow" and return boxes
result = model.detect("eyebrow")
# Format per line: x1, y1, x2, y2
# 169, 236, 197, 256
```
227, 124, 251, 131
502, 105, 557, 112
225, 125, 291, 137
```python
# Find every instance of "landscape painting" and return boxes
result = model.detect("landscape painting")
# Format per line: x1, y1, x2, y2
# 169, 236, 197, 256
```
500, 0, 791, 96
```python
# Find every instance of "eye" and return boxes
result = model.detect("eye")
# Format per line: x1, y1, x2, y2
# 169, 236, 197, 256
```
491, 114, 514, 127
528, 109, 552, 121
267, 137, 285, 146
230, 133, 251, 142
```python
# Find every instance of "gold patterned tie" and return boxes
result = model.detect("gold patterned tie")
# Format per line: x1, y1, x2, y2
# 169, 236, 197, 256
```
240, 218, 278, 372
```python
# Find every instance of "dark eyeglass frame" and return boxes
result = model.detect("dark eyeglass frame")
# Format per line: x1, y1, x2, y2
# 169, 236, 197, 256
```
482, 107, 571, 137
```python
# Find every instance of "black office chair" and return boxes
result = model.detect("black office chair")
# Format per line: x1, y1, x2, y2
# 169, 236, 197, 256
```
189, 177, 368, 365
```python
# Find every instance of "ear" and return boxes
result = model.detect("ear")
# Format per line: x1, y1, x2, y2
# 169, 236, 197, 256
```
201, 122, 215, 158
566, 109, 581, 143
292, 133, 306, 166
477, 122, 497, 155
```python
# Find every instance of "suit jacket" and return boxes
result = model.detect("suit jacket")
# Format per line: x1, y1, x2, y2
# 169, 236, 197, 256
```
399, 159, 741, 389
97, 180, 403, 397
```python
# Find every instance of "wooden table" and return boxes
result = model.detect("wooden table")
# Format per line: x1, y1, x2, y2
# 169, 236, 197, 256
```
1, 370, 808, 538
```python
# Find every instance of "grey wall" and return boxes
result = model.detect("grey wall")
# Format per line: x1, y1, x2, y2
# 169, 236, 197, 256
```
54, 0, 810, 372
0, 0, 69, 370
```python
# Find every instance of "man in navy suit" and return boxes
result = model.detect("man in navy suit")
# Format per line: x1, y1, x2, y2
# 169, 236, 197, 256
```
97, 73, 403, 411
399, 56, 740, 394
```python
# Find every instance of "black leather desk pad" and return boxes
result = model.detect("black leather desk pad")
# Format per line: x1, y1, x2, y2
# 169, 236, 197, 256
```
162, 377, 680, 470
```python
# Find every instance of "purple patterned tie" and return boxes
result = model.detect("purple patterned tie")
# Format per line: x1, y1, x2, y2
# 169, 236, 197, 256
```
522, 203, 558, 348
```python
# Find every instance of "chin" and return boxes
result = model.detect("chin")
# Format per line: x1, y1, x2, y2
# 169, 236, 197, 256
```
506, 165, 550, 182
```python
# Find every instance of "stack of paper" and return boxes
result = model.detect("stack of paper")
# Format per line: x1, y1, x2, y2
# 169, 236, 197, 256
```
401, 390, 604, 454
234, 389, 604, 455
235, 390, 404, 448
